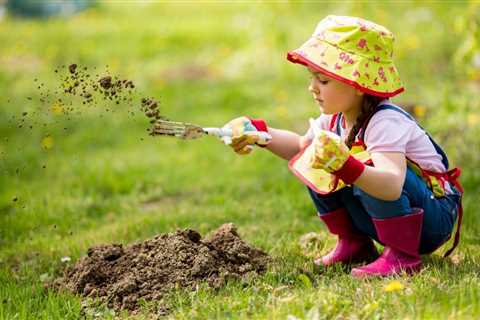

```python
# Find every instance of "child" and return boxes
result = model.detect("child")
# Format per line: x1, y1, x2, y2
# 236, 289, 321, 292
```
222, 15, 463, 277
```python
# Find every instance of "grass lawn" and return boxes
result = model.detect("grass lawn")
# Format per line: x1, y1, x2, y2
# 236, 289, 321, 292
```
1, 1, 479, 319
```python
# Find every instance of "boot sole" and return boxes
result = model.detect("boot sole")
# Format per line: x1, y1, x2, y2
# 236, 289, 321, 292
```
351, 262, 422, 278
314, 252, 380, 267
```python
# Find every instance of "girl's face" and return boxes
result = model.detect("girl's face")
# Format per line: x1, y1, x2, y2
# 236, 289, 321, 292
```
308, 68, 363, 115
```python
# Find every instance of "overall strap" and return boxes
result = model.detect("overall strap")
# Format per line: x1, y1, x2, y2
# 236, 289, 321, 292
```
328, 113, 344, 136
329, 113, 338, 132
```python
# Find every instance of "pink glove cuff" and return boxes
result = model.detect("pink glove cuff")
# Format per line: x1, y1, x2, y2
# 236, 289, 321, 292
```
333, 155, 365, 185
248, 118, 268, 132
248, 118, 268, 148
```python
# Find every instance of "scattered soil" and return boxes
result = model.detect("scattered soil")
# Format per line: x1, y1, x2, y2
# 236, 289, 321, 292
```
6, 63, 167, 137
53, 223, 269, 314
49, 64, 163, 134
3, 62, 169, 177
59, 64, 136, 107
140, 97, 167, 135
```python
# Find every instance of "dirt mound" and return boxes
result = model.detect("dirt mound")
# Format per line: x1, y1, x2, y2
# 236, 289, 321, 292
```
54, 223, 269, 313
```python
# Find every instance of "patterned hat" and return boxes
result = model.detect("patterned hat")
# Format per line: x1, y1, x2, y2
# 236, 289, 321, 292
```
287, 15, 404, 97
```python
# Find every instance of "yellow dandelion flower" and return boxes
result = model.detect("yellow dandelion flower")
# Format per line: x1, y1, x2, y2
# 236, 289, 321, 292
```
50, 102, 64, 115
413, 105, 427, 118
275, 105, 289, 118
41, 135, 54, 150
218, 46, 232, 57
275, 90, 288, 103
405, 34, 420, 50
384, 280, 404, 292
469, 69, 480, 81
467, 113, 480, 126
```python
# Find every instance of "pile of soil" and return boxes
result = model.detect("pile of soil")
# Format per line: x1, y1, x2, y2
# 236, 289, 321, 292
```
53, 223, 269, 313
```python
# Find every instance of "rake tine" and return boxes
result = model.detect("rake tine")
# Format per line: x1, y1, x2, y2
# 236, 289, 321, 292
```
151, 129, 183, 136
154, 119, 190, 127
151, 132, 178, 137
153, 122, 186, 129
152, 129, 185, 135
154, 128, 183, 133
153, 130, 186, 137
153, 125, 188, 132
152, 124, 185, 130
152, 123, 186, 130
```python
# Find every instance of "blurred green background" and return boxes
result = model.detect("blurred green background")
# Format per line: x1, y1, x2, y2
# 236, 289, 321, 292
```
1, 1, 479, 319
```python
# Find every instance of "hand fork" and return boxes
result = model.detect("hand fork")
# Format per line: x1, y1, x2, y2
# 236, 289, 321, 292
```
151, 119, 272, 146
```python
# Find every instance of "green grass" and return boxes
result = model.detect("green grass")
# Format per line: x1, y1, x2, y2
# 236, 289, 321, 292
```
1, 1, 479, 319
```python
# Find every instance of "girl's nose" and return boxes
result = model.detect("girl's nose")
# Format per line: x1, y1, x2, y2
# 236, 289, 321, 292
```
308, 79, 320, 94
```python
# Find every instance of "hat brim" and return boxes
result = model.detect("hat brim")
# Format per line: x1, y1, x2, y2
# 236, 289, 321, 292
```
287, 44, 404, 98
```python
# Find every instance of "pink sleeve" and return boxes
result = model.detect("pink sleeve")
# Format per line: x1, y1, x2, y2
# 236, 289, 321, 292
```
364, 111, 416, 153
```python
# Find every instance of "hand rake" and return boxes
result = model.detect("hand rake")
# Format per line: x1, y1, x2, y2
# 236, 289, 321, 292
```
150, 119, 272, 146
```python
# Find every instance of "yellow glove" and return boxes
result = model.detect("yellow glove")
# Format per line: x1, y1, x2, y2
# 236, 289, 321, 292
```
308, 118, 365, 184
223, 117, 270, 155
309, 130, 350, 172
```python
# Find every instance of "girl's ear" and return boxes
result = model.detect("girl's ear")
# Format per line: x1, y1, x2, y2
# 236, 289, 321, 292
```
355, 89, 365, 97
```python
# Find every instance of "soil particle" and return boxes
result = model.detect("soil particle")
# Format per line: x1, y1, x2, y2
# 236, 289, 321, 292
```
53, 223, 269, 313
68, 64, 77, 74
98, 76, 112, 90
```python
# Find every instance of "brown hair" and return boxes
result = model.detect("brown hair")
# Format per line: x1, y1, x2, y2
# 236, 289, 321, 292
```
344, 94, 384, 148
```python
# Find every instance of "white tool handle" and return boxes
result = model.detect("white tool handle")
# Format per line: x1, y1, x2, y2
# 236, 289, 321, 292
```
203, 128, 272, 147
203, 128, 232, 145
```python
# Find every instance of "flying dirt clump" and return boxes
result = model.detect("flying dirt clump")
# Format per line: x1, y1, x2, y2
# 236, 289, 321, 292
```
53, 223, 270, 314
140, 97, 168, 135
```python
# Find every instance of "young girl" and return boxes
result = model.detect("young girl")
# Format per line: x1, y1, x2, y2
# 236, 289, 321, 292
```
222, 15, 463, 277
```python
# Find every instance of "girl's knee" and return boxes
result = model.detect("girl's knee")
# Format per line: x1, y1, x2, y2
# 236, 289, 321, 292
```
352, 186, 411, 218
307, 187, 355, 214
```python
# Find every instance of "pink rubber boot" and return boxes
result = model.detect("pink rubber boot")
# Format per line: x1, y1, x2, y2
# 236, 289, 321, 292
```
351, 208, 424, 278
315, 208, 379, 266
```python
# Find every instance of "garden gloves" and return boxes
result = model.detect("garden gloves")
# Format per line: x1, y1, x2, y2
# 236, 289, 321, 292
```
309, 129, 350, 172
308, 119, 365, 185
222, 117, 270, 155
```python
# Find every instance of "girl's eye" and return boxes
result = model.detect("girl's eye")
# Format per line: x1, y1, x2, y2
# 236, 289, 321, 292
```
308, 73, 328, 84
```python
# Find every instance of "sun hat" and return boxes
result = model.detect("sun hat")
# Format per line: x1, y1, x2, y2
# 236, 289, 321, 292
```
287, 15, 404, 97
